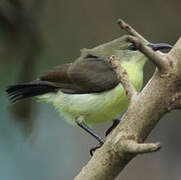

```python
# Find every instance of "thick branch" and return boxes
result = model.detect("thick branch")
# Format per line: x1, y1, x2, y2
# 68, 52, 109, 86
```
75, 23, 181, 180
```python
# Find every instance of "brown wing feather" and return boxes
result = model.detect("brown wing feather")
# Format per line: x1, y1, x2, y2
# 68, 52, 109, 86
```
40, 64, 72, 83
68, 58, 120, 93
39, 57, 120, 94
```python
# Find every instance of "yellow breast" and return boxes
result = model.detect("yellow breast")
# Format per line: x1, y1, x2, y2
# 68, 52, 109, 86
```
38, 60, 144, 126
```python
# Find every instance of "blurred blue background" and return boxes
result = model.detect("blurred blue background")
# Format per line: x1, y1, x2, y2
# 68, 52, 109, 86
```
1, 0, 181, 179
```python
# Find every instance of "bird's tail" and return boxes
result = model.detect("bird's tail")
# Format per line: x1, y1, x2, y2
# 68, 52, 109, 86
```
6, 81, 57, 103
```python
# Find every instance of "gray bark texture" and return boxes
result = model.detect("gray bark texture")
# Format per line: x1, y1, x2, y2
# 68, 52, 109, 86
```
75, 19, 181, 180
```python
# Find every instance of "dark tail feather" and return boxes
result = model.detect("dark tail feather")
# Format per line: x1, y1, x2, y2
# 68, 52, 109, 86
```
6, 82, 58, 103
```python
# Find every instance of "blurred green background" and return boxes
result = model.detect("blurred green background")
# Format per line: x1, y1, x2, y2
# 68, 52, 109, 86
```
1, 0, 181, 179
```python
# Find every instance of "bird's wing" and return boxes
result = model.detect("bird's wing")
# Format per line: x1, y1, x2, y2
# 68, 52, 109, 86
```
39, 56, 120, 94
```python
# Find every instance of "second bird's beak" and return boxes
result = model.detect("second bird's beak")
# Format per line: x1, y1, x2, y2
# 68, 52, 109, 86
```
148, 42, 172, 51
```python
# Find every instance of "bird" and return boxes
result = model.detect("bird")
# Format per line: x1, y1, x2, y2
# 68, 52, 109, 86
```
6, 35, 172, 154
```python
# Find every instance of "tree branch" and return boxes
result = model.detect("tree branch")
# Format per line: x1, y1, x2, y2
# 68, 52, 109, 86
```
109, 55, 137, 100
75, 20, 181, 180
117, 18, 147, 42
126, 36, 169, 73
120, 140, 161, 154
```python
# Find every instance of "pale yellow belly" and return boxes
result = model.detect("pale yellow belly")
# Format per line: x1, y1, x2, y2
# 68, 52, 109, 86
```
38, 62, 143, 126
38, 84, 128, 126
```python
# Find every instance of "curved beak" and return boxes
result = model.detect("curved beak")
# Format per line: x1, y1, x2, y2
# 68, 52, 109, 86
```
149, 43, 172, 51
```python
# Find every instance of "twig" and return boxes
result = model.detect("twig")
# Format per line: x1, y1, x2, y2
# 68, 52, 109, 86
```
117, 18, 147, 42
127, 36, 169, 72
119, 140, 161, 154
109, 55, 137, 100
118, 18, 169, 72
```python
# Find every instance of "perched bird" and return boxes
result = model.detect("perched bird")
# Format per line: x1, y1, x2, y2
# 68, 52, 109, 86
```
6, 35, 172, 154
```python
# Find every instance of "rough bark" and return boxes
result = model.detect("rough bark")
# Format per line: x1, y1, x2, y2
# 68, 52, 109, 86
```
75, 19, 181, 180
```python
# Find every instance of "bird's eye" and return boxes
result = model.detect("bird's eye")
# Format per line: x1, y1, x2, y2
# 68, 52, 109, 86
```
128, 44, 137, 51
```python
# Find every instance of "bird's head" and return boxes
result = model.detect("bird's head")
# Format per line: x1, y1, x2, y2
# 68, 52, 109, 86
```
81, 35, 172, 61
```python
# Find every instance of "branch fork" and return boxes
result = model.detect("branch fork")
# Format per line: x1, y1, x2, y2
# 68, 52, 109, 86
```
75, 18, 181, 180
126, 36, 169, 73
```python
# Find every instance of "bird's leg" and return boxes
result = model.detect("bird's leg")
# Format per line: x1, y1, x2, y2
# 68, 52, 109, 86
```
105, 119, 120, 136
77, 122, 105, 144
77, 122, 105, 156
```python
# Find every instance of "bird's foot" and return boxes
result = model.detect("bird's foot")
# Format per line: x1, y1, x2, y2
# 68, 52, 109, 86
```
77, 122, 105, 156
89, 119, 120, 156
90, 142, 104, 156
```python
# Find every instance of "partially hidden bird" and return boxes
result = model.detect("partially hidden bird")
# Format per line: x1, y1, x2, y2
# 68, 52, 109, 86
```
6, 35, 172, 154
